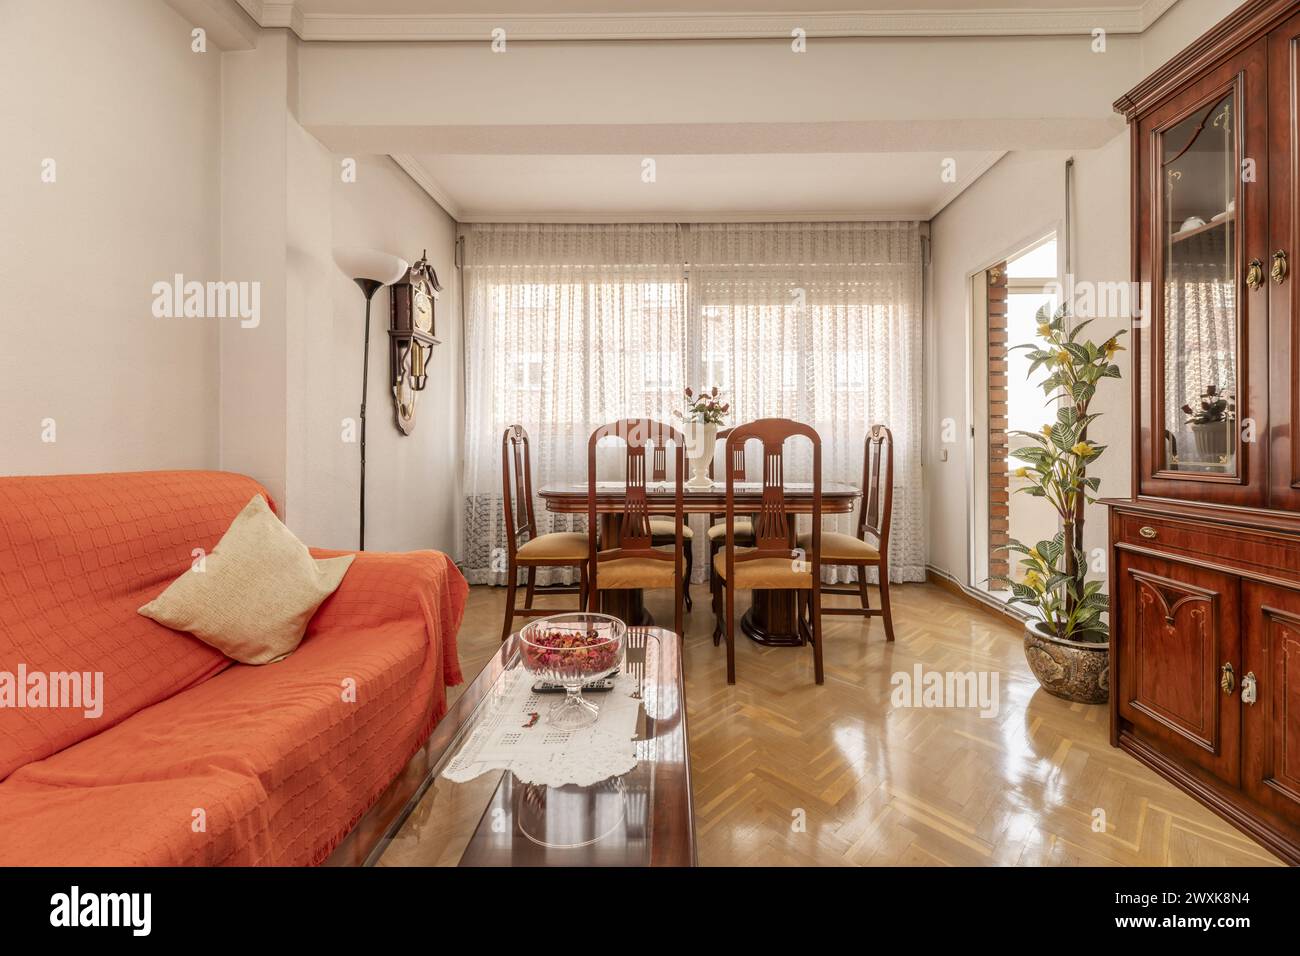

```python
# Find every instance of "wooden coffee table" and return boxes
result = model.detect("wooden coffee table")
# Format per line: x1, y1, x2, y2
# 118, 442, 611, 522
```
335, 626, 695, 867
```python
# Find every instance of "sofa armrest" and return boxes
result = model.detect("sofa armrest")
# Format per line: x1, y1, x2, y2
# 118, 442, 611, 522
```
306, 549, 468, 687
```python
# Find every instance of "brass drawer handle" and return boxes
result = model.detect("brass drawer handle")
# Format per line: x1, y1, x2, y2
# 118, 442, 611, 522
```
1221, 662, 1235, 696
1242, 672, 1258, 705
1247, 258, 1264, 290
1273, 249, 1289, 285
1139, 526, 1158, 539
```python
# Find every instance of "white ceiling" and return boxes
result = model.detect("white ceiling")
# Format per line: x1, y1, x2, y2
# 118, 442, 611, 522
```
402, 151, 1005, 222
239, 0, 1175, 221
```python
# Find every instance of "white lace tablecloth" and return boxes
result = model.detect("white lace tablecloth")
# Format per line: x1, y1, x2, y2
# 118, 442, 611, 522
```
441, 669, 641, 787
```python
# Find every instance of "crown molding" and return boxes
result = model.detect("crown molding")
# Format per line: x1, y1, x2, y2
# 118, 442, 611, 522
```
236, 0, 1181, 42
235, 0, 303, 35
924, 149, 1007, 219
163, 0, 259, 49
391, 154, 464, 221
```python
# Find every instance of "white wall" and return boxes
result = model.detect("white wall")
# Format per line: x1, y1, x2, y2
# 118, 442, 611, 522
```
1144, 0, 1245, 72
1071, 132, 1134, 565
0, 0, 221, 474
285, 117, 336, 539
285, 142, 463, 556
216, 33, 462, 556
0, 4, 463, 558
220, 32, 292, 506
332, 157, 462, 557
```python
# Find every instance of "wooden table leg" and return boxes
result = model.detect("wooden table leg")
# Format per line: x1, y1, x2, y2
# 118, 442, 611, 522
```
741, 592, 805, 646
739, 513, 803, 645
595, 512, 653, 627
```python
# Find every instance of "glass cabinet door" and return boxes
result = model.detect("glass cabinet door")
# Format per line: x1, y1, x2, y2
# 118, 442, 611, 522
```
1158, 91, 1239, 476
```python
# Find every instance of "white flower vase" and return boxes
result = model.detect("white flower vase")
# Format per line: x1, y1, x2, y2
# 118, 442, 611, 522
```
683, 422, 717, 490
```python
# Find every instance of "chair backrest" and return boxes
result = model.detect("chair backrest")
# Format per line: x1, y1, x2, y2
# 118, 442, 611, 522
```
587, 419, 685, 578
708, 426, 747, 483
651, 442, 668, 483
721, 418, 821, 580
706, 425, 747, 523
501, 424, 537, 558
857, 425, 894, 555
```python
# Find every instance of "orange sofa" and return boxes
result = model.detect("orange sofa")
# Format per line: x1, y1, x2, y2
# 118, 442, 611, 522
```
0, 470, 466, 865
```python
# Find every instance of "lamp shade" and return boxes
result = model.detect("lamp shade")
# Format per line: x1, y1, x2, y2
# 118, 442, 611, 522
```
332, 247, 408, 285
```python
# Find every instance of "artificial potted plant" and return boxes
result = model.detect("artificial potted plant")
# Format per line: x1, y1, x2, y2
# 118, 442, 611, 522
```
676, 386, 729, 489
994, 304, 1125, 704
1181, 384, 1232, 463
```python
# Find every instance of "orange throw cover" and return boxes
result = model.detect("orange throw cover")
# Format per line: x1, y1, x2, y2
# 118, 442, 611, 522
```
0, 471, 466, 865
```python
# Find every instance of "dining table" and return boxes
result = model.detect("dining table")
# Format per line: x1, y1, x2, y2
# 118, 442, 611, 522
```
537, 480, 860, 645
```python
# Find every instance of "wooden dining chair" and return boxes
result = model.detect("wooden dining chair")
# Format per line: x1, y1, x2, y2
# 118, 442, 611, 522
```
706, 425, 753, 545
712, 418, 823, 685
499, 424, 590, 642
648, 442, 694, 611
798, 424, 894, 641
587, 419, 685, 638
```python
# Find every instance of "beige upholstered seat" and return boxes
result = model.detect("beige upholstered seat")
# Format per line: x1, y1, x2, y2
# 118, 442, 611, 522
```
706, 517, 753, 541
500, 424, 588, 642
806, 425, 895, 641
712, 548, 811, 589
648, 517, 693, 539
797, 530, 879, 563
595, 554, 677, 589
516, 531, 590, 561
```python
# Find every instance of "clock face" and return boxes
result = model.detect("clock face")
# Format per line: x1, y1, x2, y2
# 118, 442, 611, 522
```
413, 289, 433, 333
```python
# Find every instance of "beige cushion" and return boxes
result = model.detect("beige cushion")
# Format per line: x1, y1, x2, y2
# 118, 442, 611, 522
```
648, 517, 693, 540
797, 530, 880, 563
517, 531, 589, 561
706, 518, 754, 542
138, 494, 353, 665
596, 554, 676, 589
713, 548, 811, 589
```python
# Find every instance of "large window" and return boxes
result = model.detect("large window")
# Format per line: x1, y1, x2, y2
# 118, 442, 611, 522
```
461, 221, 926, 587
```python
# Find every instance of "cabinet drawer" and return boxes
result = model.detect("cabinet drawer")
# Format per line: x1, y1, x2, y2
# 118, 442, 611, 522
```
1117, 512, 1300, 587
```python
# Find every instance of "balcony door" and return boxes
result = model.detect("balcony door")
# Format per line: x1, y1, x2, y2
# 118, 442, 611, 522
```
971, 234, 1060, 600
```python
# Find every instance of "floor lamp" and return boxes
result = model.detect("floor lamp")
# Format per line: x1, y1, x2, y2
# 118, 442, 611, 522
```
332, 247, 409, 551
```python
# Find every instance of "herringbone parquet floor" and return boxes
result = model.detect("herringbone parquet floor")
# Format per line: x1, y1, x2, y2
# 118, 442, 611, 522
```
457, 581, 1282, 866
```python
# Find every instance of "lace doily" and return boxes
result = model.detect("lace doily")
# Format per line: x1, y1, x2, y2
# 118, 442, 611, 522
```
442, 669, 641, 787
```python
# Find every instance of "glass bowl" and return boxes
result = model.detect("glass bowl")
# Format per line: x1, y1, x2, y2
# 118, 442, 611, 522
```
518, 612, 626, 730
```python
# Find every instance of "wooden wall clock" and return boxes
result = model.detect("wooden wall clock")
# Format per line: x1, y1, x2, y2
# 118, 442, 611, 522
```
388, 250, 442, 435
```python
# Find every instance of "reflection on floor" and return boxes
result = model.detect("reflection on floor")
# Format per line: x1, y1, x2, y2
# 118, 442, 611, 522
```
457, 582, 1281, 866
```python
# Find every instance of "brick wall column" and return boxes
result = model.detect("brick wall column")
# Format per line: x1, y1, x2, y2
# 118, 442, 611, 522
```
986, 264, 1010, 581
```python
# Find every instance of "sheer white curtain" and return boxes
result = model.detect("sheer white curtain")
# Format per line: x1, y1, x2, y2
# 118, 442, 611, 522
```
461, 223, 688, 585
689, 222, 924, 583
460, 220, 925, 586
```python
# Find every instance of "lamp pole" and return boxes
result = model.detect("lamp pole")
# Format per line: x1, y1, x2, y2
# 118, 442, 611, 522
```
354, 278, 383, 552
333, 247, 407, 554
